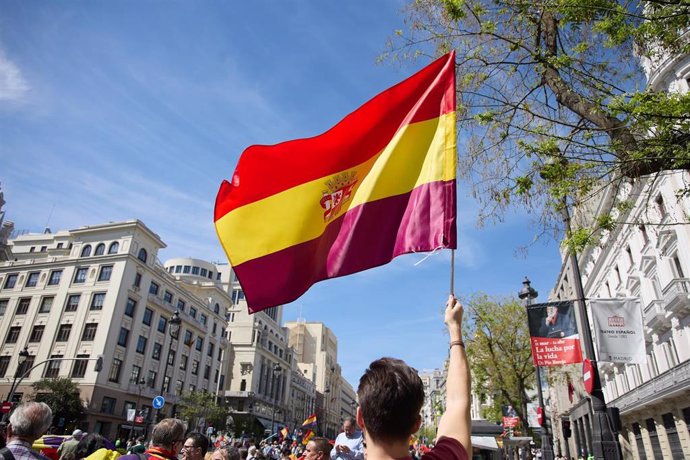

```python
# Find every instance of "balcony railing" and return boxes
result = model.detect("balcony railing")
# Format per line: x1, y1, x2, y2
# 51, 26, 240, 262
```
663, 278, 690, 314
643, 300, 670, 332
609, 358, 690, 413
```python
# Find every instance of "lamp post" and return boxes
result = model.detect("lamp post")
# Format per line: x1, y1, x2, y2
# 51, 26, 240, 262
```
270, 363, 282, 437
128, 377, 146, 442
156, 311, 181, 421
519, 277, 554, 460
6, 346, 29, 404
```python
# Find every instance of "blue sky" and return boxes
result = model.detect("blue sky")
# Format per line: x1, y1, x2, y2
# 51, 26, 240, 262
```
0, 1, 563, 388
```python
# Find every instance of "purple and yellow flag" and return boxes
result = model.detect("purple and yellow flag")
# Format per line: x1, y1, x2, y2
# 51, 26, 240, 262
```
215, 52, 457, 312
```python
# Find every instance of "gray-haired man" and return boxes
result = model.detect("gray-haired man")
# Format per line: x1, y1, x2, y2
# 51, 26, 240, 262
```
1, 402, 53, 460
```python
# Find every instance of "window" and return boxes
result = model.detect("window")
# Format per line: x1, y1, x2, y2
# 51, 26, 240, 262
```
214, 369, 219, 383
212, 322, 217, 335
16, 355, 34, 377
29, 325, 44, 342
177, 299, 186, 312
214, 303, 220, 314
40, 246, 47, 253
0, 357, 10, 378
134, 272, 142, 287
118, 327, 130, 347
195, 337, 203, 351
184, 329, 193, 345
200, 314, 207, 326
232, 289, 245, 304
143, 308, 153, 326
48, 270, 62, 286
94, 243, 106, 256
175, 266, 182, 273
138, 248, 148, 263
176, 380, 184, 393
207, 343, 214, 357
136, 336, 147, 354
183, 266, 191, 274
672, 255, 685, 278
16, 298, 30, 315
81, 245, 92, 257
149, 281, 159, 296
131, 365, 142, 383
25, 272, 40, 287
626, 246, 633, 266
71, 355, 89, 378
108, 242, 119, 254
192, 266, 200, 275
122, 401, 136, 418
191, 360, 199, 375
190, 307, 197, 319
101, 396, 116, 414
3, 274, 18, 289
167, 350, 175, 366
200, 268, 207, 277
164, 291, 173, 304
98, 265, 113, 281
639, 225, 649, 246
109, 358, 123, 383
82, 323, 98, 341
6, 326, 21, 344
157, 317, 167, 333
655, 194, 667, 219
147, 370, 157, 388
153, 343, 162, 360
56, 324, 72, 342
180, 355, 188, 370
65, 294, 80, 312
44, 355, 62, 378
57, 242, 63, 249
217, 348, 222, 362
39, 296, 53, 313
74, 267, 88, 283
90, 293, 105, 310
0, 299, 7, 316
125, 298, 136, 317
162, 375, 171, 392
204, 365, 211, 380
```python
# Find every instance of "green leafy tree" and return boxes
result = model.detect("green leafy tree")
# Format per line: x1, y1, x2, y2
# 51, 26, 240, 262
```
387, 0, 690, 251
31, 378, 86, 434
462, 294, 536, 429
176, 391, 227, 432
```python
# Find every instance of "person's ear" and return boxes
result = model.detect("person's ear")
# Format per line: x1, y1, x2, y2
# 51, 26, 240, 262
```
356, 407, 365, 430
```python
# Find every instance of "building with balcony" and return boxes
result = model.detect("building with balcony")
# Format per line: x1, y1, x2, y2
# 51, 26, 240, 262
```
0, 220, 231, 440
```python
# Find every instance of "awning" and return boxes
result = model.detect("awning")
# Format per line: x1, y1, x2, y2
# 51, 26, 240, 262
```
471, 436, 499, 450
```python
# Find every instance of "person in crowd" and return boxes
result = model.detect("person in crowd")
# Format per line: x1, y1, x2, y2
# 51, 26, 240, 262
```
246, 446, 257, 460
3, 402, 53, 460
58, 429, 84, 460
119, 419, 185, 460
356, 295, 471, 460
181, 433, 209, 460
71, 433, 114, 460
127, 438, 146, 455
225, 447, 240, 460
303, 438, 332, 460
330, 417, 363, 460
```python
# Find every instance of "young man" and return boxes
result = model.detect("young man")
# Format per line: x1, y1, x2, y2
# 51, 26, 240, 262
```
180, 432, 209, 460
356, 296, 471, 459
303, 437, 332, 460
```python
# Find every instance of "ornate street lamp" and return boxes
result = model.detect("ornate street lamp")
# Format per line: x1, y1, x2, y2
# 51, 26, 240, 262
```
270, 363, 282, 436
518, 277, 554, 460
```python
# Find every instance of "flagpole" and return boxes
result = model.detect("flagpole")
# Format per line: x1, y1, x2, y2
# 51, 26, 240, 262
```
450, 249, 455, 296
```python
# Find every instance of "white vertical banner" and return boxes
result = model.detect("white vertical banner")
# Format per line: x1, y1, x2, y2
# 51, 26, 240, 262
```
127, 408, 136, 422
590, 298, 646, 364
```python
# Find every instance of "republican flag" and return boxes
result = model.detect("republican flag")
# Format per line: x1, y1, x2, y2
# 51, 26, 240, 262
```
302, 429, 315, 446
280, 427, 289, 440
301, 413, 317, 427
215, 52, 457, 312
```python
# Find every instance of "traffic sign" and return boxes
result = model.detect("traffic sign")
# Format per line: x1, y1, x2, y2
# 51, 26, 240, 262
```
152, 396, 165, 409
583, 359, 594, 395
1, 402, 12, 414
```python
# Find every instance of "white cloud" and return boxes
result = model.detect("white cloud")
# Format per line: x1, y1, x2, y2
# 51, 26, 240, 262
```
0, 50, 29, 102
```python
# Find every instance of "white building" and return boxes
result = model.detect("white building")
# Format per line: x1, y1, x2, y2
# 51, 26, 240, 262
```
0, 221, 231, 439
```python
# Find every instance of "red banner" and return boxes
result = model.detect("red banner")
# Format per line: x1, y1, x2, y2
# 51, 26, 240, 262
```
527, 301, 583, 366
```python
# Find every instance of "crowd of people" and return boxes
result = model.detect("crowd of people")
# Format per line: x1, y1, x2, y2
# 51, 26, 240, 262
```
0, 296, 471, 460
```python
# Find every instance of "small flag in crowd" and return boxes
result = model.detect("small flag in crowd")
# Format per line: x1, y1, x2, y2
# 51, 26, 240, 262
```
280, 427, 289, 440
301, 413, 317, 427
214, 51, 457, 313
302, 430, 315, 446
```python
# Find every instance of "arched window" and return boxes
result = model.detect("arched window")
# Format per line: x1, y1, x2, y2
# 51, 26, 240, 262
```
214, 303, 220, 314
94, 243, 105, 256
80, 245, 92, 257
138, 248, 148, 263
108, 242, 119, 254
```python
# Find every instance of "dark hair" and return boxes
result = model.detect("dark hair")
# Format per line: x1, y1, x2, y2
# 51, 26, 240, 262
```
357, 357, 424, 443
226, 446, 241, 460
281, 447, 292, 456
73, 433, 108, 460
186, 432, 210, 455
308, 437, 332, 457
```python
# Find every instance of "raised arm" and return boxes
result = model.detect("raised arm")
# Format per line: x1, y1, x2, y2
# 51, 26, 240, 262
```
435, 295, 472, 455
